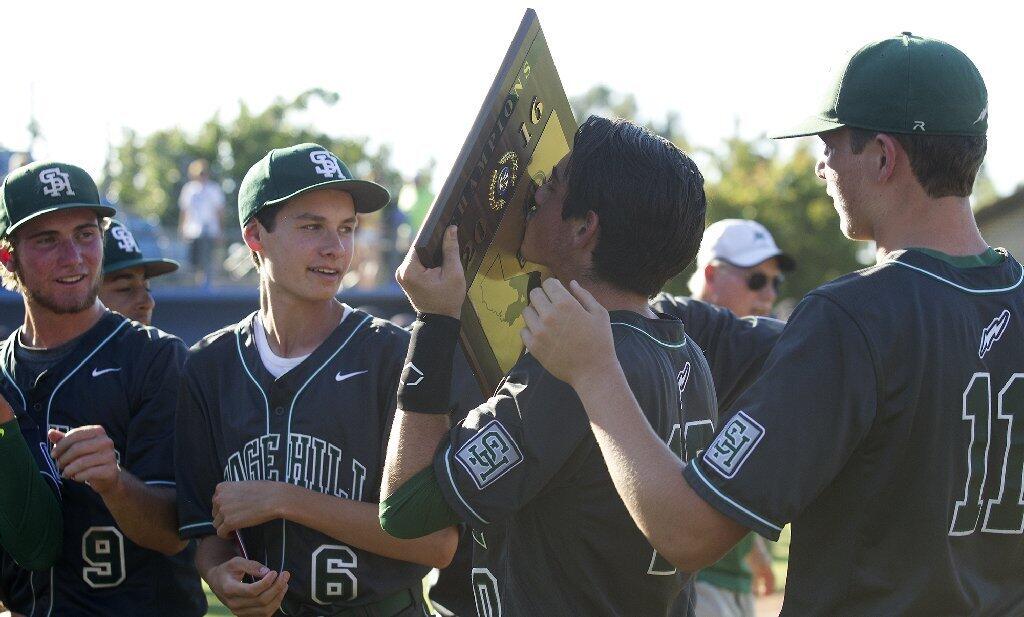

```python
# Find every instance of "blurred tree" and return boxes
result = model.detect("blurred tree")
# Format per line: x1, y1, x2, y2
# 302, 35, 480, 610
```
570, 85, 639, 123
571, 85, 691, 152
102, 89, 402, 238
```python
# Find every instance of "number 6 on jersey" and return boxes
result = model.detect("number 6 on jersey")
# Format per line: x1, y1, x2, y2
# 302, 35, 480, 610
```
312, 544, 358, 604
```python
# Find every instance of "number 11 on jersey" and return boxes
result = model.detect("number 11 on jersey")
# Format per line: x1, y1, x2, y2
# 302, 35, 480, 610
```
950, 373, 1024, 536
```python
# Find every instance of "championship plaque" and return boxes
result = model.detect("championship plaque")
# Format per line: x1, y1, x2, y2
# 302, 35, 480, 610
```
413, 9, 577, 394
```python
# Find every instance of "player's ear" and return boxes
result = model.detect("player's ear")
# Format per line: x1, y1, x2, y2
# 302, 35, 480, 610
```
0, 243, 14, 272
574, 211, 599, 248
875, 133, 899, 184
242, 220, 264, 254
703, 263, 716, 285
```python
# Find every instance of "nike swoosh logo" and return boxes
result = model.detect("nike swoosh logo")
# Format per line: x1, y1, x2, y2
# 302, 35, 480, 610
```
335, 370, 368, 383
91, 367, 121, 377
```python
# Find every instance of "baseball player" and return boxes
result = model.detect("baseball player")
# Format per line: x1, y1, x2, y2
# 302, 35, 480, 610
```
380, 117, 718, 616
0, 161, 204, 615
519, 34, 1024, 616
99, 219, 180, 326
174, 143, 458, 617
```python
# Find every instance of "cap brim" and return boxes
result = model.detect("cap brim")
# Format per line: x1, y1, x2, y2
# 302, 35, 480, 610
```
5, 203, 117, 237
722, 250, 797, 271
264, 179, 391, 214
104, 257, 180, 278
770, 116, 846, 140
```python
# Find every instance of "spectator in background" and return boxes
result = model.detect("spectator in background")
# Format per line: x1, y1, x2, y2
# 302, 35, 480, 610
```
680, 218, 795, 617
688, 219, 795, 318
177, 159, 224, 287
99, 219, 179, 326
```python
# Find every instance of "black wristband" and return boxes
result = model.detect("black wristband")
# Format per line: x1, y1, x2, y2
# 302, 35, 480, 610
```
397, 313, 460, 414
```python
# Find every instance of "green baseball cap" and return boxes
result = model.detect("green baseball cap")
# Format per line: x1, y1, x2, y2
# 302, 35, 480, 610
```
0, 160, 116, 238
102, 219, 179, 278
238, 143, 391, 225
773, 33, 988, 139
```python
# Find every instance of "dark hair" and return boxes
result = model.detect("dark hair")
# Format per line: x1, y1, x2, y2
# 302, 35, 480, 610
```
848, 128, 986, 198
248, 203, 285, 268
562, 116, 706, 297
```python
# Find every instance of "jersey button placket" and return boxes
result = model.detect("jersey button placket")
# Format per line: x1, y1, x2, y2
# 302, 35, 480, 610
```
269, 388, 292, 484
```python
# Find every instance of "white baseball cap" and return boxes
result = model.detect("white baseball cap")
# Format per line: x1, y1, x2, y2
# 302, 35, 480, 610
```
696, 219, 795, 271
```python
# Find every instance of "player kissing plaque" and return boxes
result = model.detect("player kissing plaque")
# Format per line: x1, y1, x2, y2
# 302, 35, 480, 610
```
414, 9, 577, 394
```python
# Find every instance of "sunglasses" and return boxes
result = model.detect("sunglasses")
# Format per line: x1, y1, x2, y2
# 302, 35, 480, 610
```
745, 271, 785, 293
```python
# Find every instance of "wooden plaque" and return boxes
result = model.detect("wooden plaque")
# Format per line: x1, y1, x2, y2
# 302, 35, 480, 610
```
413, 9, 577, 394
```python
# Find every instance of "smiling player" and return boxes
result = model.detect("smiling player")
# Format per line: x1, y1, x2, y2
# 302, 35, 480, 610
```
0, 161, 203, 615
174, 143, 457, 617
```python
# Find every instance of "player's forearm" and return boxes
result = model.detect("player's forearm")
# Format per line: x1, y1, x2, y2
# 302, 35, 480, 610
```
383, 310, 460, 498
381, 410, 449, 500
0, 419, 62, 570
101, 473, 187, 556
194, 534, 240, 581
572, 364, 746, 571
278, 485, 457, 569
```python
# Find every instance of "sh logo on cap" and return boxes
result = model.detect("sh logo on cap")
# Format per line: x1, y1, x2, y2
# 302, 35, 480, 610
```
39, 167, 75, 198
310, 151, 346, 179
110, 225, 141, 254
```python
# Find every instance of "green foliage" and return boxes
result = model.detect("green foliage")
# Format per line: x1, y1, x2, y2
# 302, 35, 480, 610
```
102, 89, 400, 237
571, 86, 690, 152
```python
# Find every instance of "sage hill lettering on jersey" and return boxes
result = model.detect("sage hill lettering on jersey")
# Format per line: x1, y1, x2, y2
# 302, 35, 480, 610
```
224, 433, 367, 500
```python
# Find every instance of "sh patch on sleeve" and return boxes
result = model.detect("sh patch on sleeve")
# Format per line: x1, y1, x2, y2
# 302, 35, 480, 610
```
704, 411, 765, 479
455, 419, 524, 490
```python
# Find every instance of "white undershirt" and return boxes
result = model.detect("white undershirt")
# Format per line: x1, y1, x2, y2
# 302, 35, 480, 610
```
254, 305, 351, 379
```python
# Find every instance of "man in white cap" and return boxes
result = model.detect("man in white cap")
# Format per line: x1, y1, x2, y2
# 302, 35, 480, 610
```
688, 219, 795, 318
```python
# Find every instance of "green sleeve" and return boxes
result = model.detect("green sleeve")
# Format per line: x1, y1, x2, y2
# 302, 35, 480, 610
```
379, 465, 461, 539
0, 418, 62, 570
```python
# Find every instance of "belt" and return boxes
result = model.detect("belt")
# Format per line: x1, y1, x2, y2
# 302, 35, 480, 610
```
336, 588, 417, 617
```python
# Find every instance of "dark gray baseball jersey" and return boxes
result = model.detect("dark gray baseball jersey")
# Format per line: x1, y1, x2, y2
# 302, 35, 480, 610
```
0, 311, 204, 616
433, 310, 718, 617
684, 249, 1024, 616
175, 310, 429, 616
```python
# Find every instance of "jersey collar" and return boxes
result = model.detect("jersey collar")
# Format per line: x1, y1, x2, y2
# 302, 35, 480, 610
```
236, 308, 374, 390
609, 309, 688, 349
11, 311, 129, 392
887, 248, 1024, 295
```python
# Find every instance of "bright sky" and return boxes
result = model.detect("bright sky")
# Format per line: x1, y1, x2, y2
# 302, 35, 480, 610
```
2, 0, 1020, 197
